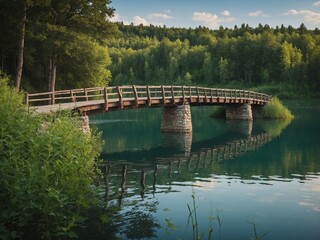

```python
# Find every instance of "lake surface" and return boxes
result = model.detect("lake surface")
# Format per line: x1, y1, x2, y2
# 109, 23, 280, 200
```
88, 100, 320, 240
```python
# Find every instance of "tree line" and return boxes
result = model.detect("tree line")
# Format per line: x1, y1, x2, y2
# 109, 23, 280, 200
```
108, 23, 320, 95
0, 0, 115, 92
1, 2, 319, 95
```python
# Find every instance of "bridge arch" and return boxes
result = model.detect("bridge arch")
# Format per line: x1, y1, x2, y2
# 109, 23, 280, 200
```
26, 85, 270, 132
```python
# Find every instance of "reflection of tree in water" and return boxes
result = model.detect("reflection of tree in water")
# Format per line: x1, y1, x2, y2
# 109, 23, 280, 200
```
118, 198, 160, 239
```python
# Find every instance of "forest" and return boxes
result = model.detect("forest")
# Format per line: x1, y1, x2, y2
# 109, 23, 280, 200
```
1, 1, 320, 97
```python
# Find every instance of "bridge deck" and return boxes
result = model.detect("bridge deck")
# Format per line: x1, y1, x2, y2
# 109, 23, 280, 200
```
26, 85, 270, 114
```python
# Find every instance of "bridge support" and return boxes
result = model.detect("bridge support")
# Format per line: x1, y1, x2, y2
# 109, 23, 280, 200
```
226, 103, 253, 121
161, 103, 192, 133
79, 115, 90, 134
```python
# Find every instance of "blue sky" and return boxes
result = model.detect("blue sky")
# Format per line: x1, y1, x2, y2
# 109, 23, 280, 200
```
109, 0, 320, 29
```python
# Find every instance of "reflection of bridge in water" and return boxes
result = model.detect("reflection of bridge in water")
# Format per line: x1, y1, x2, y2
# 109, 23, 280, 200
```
103, 130, 273, 202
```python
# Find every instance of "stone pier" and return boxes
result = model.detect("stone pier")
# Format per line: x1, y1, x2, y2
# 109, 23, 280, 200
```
161, 103, 192, 132
226, 103, 253, 121
79, 115, 90, 134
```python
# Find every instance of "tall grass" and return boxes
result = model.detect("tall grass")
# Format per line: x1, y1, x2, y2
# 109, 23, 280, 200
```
0, 74, 102, 239
261, 97, 294, 120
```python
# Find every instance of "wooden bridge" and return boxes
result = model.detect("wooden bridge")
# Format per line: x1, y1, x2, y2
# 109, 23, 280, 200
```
26, 85, 271, 132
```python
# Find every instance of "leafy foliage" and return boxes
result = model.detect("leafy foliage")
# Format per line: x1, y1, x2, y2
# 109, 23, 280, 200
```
107, 23, 320, 96
0, 75, 102, 238
261, 97, 294, 119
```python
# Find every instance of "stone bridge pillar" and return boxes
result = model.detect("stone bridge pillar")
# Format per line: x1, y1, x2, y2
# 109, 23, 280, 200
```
79, 115, 90, 134
161, 103, 192, 132
226, 103, 253, 121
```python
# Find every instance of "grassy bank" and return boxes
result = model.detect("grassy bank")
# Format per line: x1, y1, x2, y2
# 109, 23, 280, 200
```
211, 97, 294, 120
0, 74, 102, 239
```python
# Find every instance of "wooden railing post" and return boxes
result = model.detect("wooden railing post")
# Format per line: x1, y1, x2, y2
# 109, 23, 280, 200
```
196, 87, 200, 102
161, 85, 165, 104
204, 88, 207, 102
146, 86, 151, 106
182, 86, 185, 103
70, 89, 75, 103
117, 86, 123, 109
132, 85, 139, 106
189, 87, 192, 102
171, 86, 175, 104
25, 93, 29, 105
84, 88, 88, 101
210, 89, 213, 103
104, 87, 108, 111
51, 92, 55, 105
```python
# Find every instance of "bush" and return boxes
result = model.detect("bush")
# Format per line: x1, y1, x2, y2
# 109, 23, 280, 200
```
0, 74, 102, 239
261, 97, 294, 119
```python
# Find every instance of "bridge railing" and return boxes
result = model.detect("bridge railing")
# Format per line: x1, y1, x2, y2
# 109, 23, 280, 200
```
26, 85, 271, 107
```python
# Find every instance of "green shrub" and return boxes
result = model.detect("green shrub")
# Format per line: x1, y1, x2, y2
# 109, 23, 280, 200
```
261, 97, 294, 119
0, 75, 102, 239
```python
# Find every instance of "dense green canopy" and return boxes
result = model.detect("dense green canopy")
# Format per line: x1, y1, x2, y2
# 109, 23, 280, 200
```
107, 23, 320, 96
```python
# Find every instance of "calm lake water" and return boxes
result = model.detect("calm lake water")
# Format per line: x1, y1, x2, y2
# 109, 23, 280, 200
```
88, 100, 320, 240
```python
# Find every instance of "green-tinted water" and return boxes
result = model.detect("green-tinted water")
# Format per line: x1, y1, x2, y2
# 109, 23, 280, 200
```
88, 100, 320, 240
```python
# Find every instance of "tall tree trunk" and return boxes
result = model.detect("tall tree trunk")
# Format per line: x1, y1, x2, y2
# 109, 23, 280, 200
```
48, 53, 58, 104
48, 53, 58, 92
14, 1, 27, 91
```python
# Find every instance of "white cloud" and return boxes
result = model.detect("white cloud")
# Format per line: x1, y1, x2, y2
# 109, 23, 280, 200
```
281, 9, 320, 24
133, 16, 149, 26
248, 10, 270, 17
192, 11, 235, 29
108, 13, 130, 25
313, 1, 320, 7
149, 13, 173, 19
222, 10, 230, 16
109, 13, 120, 22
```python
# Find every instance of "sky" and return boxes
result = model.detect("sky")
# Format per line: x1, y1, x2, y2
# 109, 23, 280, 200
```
109, 0, 320, 29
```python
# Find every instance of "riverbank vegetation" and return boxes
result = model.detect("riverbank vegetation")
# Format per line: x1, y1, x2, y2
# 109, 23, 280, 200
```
0, 74, 102, 238
260, 97, 294, 119
211, 97, 293, 119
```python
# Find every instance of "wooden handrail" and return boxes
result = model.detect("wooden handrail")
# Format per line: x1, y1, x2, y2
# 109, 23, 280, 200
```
26, 85, 271, 108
